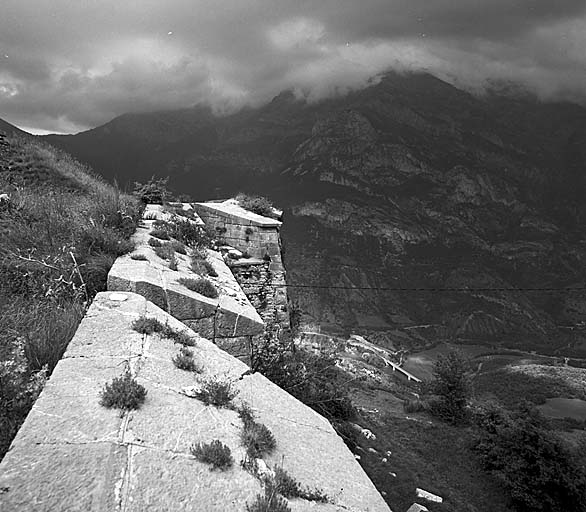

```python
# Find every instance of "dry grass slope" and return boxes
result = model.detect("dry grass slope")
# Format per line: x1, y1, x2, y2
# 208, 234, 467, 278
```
0, 133, 141, 459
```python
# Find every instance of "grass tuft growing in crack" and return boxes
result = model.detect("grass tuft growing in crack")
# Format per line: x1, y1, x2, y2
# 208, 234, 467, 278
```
100, 371, 147, 410
131, 316, 166, 334
190, 440, 233, 471
150, 228, 170, 240
246, 487, 291, 512
272, 466, 329, 503
239, 407, 276, 459
194, 376, 238, 407
172, 347, 201, 373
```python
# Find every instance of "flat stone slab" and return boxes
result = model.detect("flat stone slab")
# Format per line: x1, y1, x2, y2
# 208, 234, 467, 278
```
0, 292, 390, 512
107, 221, 264, 339
195, 199, 282, 227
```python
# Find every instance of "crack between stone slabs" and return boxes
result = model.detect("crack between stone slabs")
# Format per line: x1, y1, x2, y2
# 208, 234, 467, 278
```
260, 411, 334, 436
62, 354, 141, 362
117, 442, 134, 512
33, 437, 200, 461
156, 267, 172, 313
28, 437, 121, 447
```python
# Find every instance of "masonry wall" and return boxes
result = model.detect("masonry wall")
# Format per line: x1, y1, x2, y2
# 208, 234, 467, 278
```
195, 202, 290, 340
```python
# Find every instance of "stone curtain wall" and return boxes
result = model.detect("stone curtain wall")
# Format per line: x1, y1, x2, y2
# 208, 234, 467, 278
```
194, 201, 290, 337
231, 261, 289, 339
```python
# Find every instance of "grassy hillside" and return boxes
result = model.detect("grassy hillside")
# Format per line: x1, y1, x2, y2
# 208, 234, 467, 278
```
0, 131, 141, 459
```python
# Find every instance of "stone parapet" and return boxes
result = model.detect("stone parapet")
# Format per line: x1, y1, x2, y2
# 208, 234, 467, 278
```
0, 292, 391, 512
194, 199, 283, 262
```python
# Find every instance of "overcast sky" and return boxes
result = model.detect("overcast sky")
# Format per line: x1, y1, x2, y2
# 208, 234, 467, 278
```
1, 0, 585, 134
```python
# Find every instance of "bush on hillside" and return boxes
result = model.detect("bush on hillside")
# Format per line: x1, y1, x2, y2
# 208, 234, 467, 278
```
430, 350, 472, 424
473, 404, 586, 512
252, 336, 355, 424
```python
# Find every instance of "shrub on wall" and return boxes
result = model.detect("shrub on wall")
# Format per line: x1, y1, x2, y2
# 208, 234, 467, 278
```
236, 193, 276, 218
132, 176, 171, 204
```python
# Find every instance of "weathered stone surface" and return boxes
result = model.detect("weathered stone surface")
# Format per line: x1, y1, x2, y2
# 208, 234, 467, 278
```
10, 357, 127, 447
194, 199, 282, 228
0, 292, 390, 511
126, 449, 260, 512
0, 443, 126, 512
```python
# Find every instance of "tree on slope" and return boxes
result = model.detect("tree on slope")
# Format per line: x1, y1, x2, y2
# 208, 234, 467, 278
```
431, 349, 471, 424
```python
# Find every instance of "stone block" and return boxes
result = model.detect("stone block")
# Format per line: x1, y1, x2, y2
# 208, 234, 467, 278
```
125, 448, 260, 512
0, 443, 126, 512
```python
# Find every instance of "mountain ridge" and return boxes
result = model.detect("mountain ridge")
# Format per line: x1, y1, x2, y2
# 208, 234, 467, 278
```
40, 70, 586, 356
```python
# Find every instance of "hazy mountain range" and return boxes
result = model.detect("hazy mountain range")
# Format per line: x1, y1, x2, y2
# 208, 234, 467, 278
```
9, 71, 585, 356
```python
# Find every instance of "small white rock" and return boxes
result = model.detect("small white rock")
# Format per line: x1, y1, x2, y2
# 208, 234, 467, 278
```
416, 488, 443, 503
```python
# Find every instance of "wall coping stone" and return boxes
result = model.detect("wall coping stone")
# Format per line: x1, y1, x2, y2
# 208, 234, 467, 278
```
195, 199, 282, 228
0, 292, 391, 512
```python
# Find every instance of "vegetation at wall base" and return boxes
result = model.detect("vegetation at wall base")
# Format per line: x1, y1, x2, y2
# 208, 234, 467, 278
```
253, 341, 355, 424
0, 133, 140, 460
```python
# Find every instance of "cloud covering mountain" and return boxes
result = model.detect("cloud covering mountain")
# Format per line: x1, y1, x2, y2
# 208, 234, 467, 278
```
1, 0, 585, 133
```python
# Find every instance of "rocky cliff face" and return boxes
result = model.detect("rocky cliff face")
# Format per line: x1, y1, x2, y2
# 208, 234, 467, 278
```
45, 72, 586, 355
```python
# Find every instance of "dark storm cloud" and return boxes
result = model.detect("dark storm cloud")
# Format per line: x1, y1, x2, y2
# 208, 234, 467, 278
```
1, 0, 585, 133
